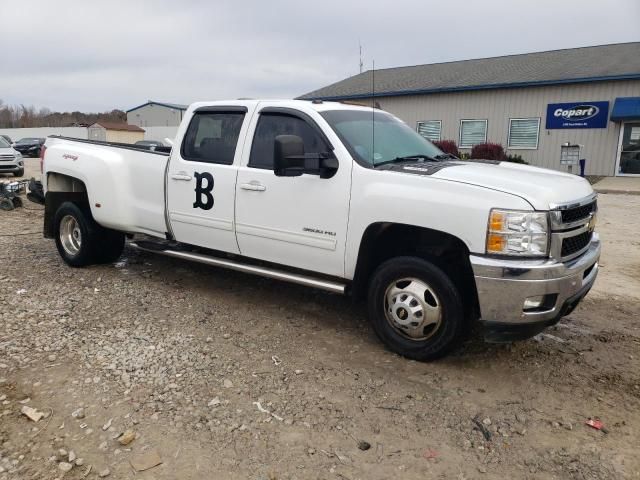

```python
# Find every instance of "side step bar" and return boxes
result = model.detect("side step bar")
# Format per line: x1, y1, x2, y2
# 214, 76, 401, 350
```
129, 242, 347, 294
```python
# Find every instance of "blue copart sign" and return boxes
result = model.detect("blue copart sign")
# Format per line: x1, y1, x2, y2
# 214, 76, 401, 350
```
545, 101, 609, 129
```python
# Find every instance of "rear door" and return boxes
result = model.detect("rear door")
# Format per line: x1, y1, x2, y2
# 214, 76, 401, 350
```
234, 104, 352, 277
167, 105, 252, 252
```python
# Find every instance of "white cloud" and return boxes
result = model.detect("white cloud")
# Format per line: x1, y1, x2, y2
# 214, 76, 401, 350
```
1, 0, 638, 111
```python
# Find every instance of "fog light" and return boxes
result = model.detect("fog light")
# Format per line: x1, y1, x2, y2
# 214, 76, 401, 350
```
523, 294, 558, 312
524, 296, 545, 310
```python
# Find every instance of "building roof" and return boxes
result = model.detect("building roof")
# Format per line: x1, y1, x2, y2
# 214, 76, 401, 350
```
126, 101, 188, 113
91, 122, 145, 132
299, 42, 640, 101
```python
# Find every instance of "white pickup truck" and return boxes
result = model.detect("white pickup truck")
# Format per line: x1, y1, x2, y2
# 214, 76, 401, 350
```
42, 100, 600, 360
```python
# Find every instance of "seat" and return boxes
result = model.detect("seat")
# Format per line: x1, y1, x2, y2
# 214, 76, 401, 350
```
199, 137, 224, 161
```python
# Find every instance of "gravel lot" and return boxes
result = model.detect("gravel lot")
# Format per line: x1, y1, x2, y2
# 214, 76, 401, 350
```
1, 159, 639, 479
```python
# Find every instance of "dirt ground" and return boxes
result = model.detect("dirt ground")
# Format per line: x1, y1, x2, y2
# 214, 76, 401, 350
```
1, 160, 639, 479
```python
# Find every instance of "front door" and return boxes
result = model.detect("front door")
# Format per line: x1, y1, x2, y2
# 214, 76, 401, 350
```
618, 123, 640, 176
167, 106, 250, 252
235, 106, 352, 277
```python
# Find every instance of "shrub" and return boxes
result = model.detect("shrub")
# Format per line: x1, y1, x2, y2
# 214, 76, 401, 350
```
504, 154, 528, 164
470, 142, 507, 161
432, 139, 460, 158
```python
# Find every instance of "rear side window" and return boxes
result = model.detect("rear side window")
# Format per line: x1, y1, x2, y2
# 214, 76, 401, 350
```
249, 113, 329, 170
181, 112, 245, 164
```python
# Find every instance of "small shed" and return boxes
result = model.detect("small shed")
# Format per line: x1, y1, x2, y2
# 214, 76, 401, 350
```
88, 122, 145, 144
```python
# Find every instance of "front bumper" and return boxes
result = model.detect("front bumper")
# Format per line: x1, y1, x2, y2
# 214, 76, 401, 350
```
470, 234, 600, 341
0, 160, 24, 173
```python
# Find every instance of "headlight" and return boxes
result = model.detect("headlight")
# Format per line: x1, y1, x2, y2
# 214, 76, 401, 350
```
486, 209, 549, 256
15, 152, 22, 159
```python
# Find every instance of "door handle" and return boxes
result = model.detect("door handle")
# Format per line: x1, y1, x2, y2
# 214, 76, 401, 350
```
240, 182, 266, 192
171, 172, 192, 181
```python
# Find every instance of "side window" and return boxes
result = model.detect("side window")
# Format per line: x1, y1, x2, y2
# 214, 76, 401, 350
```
249, 114, 329, 170
181, 112, 245, 164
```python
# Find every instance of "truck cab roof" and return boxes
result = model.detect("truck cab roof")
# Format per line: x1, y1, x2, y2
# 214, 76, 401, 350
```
186, 99, 374, 114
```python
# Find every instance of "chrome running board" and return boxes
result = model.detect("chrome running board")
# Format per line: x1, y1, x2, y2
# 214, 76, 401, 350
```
129, 241, 346, 294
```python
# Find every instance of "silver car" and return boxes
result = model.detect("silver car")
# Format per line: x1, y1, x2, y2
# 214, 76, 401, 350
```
0, 136, 24, 177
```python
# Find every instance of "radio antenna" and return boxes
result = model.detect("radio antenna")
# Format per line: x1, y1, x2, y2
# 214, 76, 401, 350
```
359, 41, 363, 73
371, 60, 375, 164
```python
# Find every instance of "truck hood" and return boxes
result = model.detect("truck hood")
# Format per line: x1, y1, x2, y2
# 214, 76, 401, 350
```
429, 161, 594, 209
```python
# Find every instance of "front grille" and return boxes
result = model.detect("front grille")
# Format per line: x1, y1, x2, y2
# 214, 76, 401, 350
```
561, 201, 596, 224
0, 154, 15, 161
561, 231, 592, 257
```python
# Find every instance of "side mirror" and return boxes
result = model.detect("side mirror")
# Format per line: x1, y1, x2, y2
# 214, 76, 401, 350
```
274, 135, 305, 177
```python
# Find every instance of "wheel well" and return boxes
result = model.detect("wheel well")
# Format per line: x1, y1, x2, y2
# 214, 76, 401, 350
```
44, 173, 89, 238
352, 223, 479, 318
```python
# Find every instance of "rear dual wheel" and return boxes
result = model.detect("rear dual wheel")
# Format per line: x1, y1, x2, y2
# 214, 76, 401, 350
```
54, 202, 125, 267
368, 256, 465, 361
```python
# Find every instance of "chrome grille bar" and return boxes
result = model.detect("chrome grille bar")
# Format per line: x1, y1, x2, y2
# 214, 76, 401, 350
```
549, 193, 597, 261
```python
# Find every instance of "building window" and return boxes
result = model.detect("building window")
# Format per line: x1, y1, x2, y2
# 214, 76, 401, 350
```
459, 119, 487, 148
508, 118, 540, 149
416, 120, 442, 142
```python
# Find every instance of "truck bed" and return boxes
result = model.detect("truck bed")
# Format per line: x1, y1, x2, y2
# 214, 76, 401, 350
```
44, 136, 171, 238
48, 135, 173, 155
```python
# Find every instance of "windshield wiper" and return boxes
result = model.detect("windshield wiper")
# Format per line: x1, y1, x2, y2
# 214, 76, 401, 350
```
433, 153, 458, 160
374, 154, 439, 168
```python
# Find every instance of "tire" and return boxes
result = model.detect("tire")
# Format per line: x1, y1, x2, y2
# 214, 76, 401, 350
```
54, 202, 99, 267
367, 256, 465, 361
0, 198, 14, 211
94, 229, 125, 264
11, 197, 23, 208
13, 169, 24, 177
54, 202, 126, 267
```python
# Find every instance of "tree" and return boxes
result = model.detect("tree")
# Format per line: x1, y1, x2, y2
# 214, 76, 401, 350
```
0, 102, 129, 128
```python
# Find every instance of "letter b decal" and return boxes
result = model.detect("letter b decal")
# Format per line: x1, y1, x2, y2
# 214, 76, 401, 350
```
193, 172, 214, 210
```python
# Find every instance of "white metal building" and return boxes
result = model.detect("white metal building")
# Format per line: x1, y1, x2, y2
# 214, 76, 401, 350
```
299, 42, 640, 176
126, 101, 188, 127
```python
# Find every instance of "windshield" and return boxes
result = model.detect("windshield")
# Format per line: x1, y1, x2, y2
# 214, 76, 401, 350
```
17, 138, 38, 144
0, 137, 9, 148
320, 109, 444, 166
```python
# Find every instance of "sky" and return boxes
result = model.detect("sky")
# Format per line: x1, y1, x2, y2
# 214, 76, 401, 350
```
1, 0, 639, 113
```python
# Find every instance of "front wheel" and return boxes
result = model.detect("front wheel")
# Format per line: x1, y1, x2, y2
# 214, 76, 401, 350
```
13, 169, 24, 177
367, 256, 465, 361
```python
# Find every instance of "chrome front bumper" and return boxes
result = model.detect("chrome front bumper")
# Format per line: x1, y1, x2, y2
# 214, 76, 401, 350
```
470, 234, 601, 326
